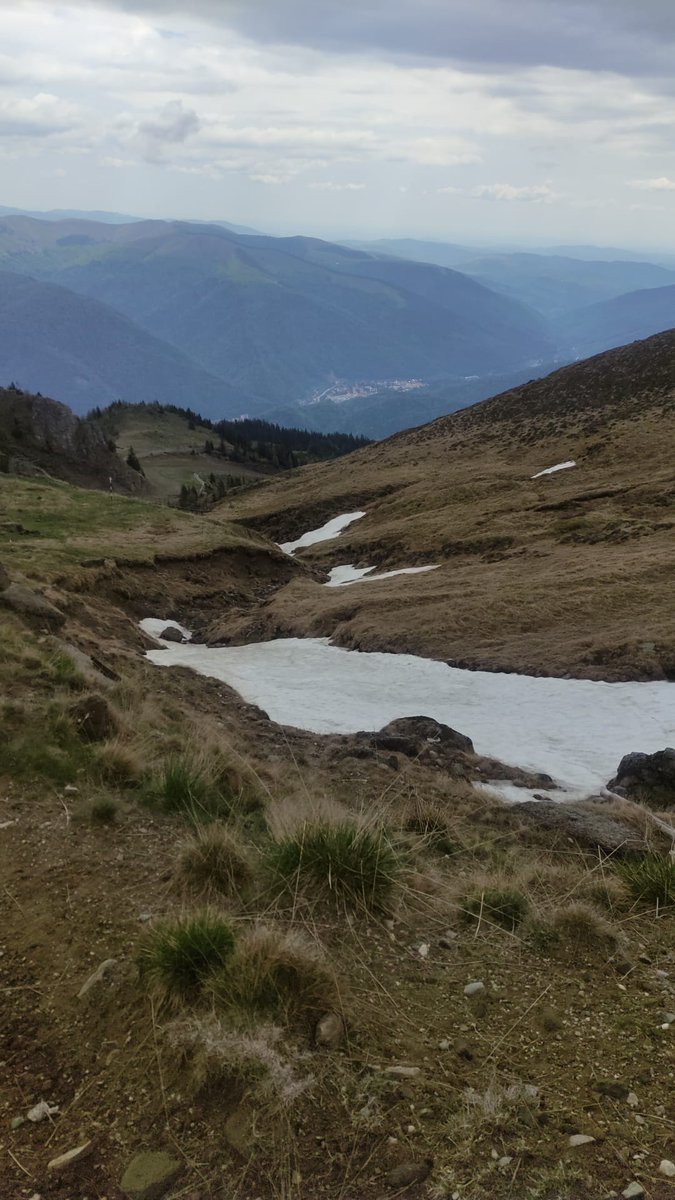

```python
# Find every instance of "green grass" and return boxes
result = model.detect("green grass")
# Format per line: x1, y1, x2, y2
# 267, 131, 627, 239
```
139, 912, 236, 1004
460, 887, 530, 931
615, 855, 675, 907
144, 753, 243, 823
265, 821, 401, 913
0, 701, 93, 786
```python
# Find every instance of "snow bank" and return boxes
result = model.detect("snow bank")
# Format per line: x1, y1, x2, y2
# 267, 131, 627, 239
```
326, 564, 440, 588
143, 633, 674, 799
531, 460, 576, 479
279, 511, 366, 556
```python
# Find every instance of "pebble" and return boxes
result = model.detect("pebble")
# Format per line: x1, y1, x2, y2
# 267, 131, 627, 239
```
498, 1155, 513, 1167
464, 981, 485, 997
439, 930, 458, 949
569, 1134, 595, 1147
439, 1039, 451, 1051
11, 1116, 26, 1129
627, 1092, 639, 1108
27, 1101, 59, 1123
622, 1184, 645, 1198
383, 1065, 421, 1079
77, 958, 117, 999
659, 1161, 675, 1178
416, 943, 430, 959
47, 1141, 93, 1174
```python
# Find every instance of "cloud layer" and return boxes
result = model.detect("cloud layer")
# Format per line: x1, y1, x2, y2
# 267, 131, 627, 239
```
1, 0, 675, 245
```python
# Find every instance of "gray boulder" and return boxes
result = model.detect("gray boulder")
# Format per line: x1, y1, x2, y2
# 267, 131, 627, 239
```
608, 749, 675, 809
0, 582, 65, 628
517, 799, 645, 855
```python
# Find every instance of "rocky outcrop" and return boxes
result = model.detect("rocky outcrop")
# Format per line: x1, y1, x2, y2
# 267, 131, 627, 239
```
0, 581, 65, 628
0, 387, 143, 493
608, 749, 675, 809
516, 799, 646, 855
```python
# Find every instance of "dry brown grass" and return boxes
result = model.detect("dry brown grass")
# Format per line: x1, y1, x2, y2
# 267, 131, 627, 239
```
178, 824, 257, 901
207, 924, 341, 1023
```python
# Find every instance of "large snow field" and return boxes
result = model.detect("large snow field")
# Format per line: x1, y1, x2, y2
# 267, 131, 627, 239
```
143, 631, 674, 799
279, 511, 366, 556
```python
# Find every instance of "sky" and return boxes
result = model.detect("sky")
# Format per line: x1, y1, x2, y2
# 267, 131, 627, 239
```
3, 0, 675, 247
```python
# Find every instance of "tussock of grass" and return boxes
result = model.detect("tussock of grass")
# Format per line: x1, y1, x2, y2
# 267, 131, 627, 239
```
207, 925, 339, 1021
94, 738, 145, 788
144, 752, 244, 823
178, 824, 256, 900
139, 911, 236, 1004
166, 1014, 314, 1106
615, 854, 675, 907
0, 702, 91, 786
402, 799, 459, 856
90, 797, 118, 825
549, 901, 618, 952
265, 820, 400, 912
460, 886, 530, 931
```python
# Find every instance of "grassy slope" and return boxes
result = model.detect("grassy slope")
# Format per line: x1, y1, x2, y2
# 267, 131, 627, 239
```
221, 331, 675, 681
1, 469, 674, 1200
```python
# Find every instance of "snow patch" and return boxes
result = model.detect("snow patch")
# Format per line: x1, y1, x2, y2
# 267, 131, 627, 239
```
531, 460, 576, 479
326, 564, 440, 588
278, 511, 366, 556
142, 632, 674, 800
139, 618, 192, 643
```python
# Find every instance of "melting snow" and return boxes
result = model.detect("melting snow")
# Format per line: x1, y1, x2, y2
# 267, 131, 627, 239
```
279, 511, 366, 556
326, 564, 440, 588
140, 618, 192, 642
531, 460, 576, 479
143, 633, 674, 800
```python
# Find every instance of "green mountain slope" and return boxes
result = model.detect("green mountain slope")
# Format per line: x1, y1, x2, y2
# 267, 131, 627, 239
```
0, 271, 251, 415
560, 284, 675, 359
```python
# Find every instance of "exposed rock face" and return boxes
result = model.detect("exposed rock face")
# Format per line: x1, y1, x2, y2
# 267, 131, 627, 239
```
0, 387, 143, 493
608, 749, 675, 809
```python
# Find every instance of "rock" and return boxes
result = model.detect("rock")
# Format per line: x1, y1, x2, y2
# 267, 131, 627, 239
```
51, 638, 117, 689
627, 1092, 639, 1108
464, 981, 485, 997
382, 1065, 421, 1079
454, 1037, 475, 1061
0, 562, 9, 591
622, 1184, 645, 1199
595, 1080, 629, 1101
376, 716, 474, 756
416, 942, 430, 959
120, 1151, 182, 1200
659, 1011, 675, 1025
27, 1100, 59, 1123
47, 1140, 94, 1174
659, 1160, 675, 1178
315, 1011, 345, 1049
439, 930, 458, 949
386, 1159, 433, 1189
569, 1134, 595, 1147
11, 1115, 26, 1129
498, 1156, 513, 1168
608, 748, 675, 809
77, 958, 118, 999
516, 798, 644, 856
69, 693, 118, 742
0, 582, 65, 628
159, 626, 184, 643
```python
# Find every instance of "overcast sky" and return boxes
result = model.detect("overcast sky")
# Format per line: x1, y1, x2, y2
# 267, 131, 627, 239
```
3, 0, 675, 247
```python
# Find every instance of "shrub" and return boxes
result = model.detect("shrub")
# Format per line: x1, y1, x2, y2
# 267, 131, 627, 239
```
615, 855, 675, 907
139, 911, 236, 1004
178, 824, 255, 900
207, 925, 339, 1020
461, 887, 530, 931
265, 821, 400, 912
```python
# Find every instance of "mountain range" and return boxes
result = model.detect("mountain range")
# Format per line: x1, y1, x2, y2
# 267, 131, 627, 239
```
3, 212, 675, 436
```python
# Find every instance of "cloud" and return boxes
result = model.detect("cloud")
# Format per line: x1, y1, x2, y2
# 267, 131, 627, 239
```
0, 92, 80, 137
473, 181, 558, 202
138, 99, 200, 143
309, 181, 366, 191
629, 176, 675, 190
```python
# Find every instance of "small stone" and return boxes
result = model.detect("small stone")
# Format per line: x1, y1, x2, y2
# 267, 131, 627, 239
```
622, 1184, 645, 1198
627, 1092, 639, 1108
386, 1159, 432, 1188
315, 1011, 345, 1049
498, 1156, 513, 1167
47, 1141, 94, 1174
11, 1116, 26, 1129
382, 1065, 421, 1079
569, 1134, 596, 1147
27, 1101, 59, 1123
659, 1011, 675, 1025
464, 981, 485, 997
120, 1151, 182, 1200
596, 1080, 629, 1101
439, 930, 458, 949
77, 958, 117, 999
659, 1161, 675, 1178
438, 1039, 451, 1051
416, 942, 430, 959
63, 784, 79, 794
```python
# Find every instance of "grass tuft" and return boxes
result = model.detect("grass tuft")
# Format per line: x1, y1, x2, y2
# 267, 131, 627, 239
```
550, 902, 618, 952
615, 854, 675, 907
178, 824, 256, 901
207, 925, 339, 1021
265, 820, 400, 912
461, 887, 530, 931
144, 752, 243, 823
139, 911, 236, 1004
90, 797, 118, 825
